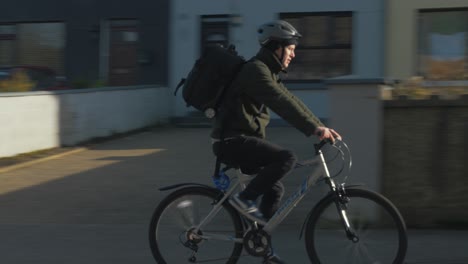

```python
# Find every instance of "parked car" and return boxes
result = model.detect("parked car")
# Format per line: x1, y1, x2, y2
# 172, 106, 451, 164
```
0, 65, 69, 92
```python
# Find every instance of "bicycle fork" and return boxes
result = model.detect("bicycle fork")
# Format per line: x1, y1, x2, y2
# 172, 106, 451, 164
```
334, 184, 359, 243
318, 149, 359, 243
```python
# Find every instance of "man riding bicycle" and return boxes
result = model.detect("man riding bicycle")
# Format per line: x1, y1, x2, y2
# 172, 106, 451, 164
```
211, 20, 341, 263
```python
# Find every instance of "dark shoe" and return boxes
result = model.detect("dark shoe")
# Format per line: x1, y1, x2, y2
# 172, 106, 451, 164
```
263, 250, 286, 264
229, 193, 266, 225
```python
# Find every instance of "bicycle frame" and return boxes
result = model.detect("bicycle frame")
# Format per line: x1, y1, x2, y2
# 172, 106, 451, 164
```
263, 147, 334, 233
194, 145, 347, 243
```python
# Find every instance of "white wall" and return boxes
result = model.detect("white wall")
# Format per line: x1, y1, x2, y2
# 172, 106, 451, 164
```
327, 77, 385, 192
170, 0, 385, 118
0, 86, 171, 158
0, 93, 61, 157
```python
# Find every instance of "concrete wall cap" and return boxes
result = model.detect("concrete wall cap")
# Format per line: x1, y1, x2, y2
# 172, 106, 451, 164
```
325, 75, 395, 85
0, 85, 166, 97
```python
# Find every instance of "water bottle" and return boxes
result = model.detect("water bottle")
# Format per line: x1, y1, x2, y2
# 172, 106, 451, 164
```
212, 170, 230, 191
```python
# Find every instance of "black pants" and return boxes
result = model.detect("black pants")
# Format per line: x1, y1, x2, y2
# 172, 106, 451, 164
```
213, 136, 297, 219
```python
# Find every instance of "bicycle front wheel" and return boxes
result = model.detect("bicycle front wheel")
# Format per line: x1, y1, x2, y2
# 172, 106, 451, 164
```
305, 188, 407, 264
149, 186, 244, 264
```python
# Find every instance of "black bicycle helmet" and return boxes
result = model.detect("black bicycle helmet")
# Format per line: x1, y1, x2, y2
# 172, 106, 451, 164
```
257, 20, 302, 47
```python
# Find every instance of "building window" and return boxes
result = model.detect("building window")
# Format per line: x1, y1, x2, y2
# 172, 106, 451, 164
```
0, 24, 16, 66
280, 12, 353, 81
200, 15, 230, 54
107, 20, 140, 86
418, 9, 468, 80
0, 22, 65, 75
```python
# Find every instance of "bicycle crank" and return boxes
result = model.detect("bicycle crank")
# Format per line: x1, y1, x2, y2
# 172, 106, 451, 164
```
243, 229, 271, 257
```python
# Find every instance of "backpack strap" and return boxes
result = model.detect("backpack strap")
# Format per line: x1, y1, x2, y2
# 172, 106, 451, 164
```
213, 71, 247, 179
213, 153, 223, 180
213, 100, 231, 178
253, 104, 265, 134
213, 112, 228, 179
174, 78, 186, 96
212, 58, 257, 179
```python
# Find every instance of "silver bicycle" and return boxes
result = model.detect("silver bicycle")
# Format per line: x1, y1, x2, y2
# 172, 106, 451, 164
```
149, 140, 408, 263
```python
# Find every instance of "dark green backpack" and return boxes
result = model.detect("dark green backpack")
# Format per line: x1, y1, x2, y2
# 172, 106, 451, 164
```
175, 44, 245, 118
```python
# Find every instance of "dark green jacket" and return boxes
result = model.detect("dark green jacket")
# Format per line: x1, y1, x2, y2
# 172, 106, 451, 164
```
211, 47, 323, 139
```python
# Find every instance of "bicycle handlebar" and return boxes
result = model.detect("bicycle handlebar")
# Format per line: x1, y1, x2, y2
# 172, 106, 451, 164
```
314, 138, 337, 154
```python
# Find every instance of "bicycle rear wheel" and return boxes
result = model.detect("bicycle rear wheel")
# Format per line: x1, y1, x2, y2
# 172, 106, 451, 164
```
149, 186, 244, 263
305, 188, 407, 264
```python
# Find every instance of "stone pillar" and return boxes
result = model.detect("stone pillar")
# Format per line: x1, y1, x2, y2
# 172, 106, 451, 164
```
326, 76, 391, 192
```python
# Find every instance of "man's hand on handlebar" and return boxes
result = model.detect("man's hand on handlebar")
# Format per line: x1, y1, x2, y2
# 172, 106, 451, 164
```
314, 127, 342, 144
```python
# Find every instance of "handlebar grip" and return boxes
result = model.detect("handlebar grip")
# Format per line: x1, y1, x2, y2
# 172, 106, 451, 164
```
314, 138, 339, 153
315, 140, 328, 151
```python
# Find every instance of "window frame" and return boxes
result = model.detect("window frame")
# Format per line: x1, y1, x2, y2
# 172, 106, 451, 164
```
417, 7, 468, 80
280, 11, 353, 82
200, 15, 230, 55
0, 21, 65, 74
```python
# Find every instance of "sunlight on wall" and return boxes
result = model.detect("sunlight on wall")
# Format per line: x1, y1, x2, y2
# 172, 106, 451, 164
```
0, 93, 61, 157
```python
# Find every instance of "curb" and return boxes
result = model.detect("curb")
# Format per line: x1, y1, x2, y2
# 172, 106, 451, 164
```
0, 147, 88, 174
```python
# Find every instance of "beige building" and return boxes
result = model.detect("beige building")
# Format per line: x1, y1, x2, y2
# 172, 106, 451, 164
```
385, 0, 468, 81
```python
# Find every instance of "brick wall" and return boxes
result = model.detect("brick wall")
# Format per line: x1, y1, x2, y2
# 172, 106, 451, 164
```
382, 95, 468, 228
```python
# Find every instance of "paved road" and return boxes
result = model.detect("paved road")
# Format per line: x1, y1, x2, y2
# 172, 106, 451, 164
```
0, 127, 467, 263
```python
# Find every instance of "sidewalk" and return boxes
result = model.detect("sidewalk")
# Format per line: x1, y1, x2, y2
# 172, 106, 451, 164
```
0, 126, 467, 263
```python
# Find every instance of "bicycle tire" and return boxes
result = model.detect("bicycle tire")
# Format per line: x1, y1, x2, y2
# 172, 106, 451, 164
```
149, 186, 244, 263
305, 188, 407, 264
